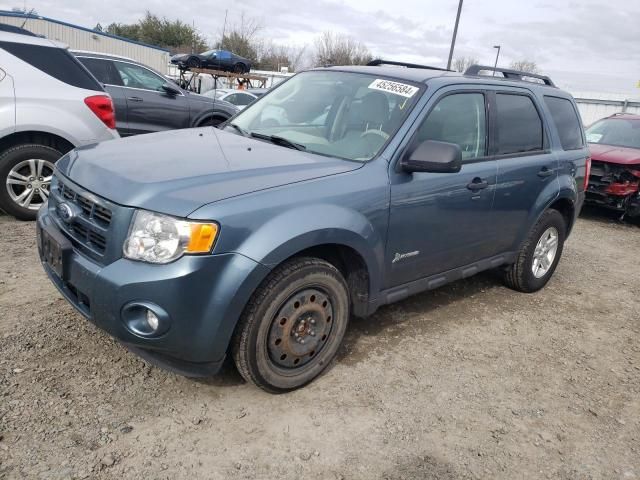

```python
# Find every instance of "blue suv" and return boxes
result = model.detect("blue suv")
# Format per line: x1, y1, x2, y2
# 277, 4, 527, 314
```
36, 61, 589, 392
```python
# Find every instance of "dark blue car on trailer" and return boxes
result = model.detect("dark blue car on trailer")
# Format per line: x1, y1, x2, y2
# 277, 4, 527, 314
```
37, 61, 589, 392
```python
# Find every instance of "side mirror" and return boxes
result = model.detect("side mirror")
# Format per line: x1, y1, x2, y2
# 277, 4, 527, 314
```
400, 140, 462, 174
161, 83, 181, 96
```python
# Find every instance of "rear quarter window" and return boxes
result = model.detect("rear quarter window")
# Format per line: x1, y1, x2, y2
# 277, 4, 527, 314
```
0, 41, 102, 91
77, 57, 123, 86
544, 96, 584, 150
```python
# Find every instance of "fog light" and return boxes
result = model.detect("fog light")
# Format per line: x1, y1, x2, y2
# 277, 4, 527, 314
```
146, 309, 159, 332
121, 302, 170, 337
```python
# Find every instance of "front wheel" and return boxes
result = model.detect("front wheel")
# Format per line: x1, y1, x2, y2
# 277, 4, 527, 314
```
503, 209, 566, 293
232, 257, 350, 393
187, 57, 201, 69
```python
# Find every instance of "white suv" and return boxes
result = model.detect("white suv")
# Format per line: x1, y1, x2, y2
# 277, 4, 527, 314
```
0, 26, 119, 220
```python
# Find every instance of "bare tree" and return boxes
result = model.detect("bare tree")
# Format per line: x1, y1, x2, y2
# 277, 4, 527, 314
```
258, 41, 307, 72
452, 57, 479, 73
216, 12, 263, 63
314, 31, 372, 67
510, 60, 539, 73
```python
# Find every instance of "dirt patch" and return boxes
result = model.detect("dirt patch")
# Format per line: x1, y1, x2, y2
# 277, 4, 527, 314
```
0, 210, 639, 479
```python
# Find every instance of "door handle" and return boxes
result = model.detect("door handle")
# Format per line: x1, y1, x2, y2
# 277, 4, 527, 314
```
467, 177, 489, 191
537, 167, 554, 178
127, 96, 143, 102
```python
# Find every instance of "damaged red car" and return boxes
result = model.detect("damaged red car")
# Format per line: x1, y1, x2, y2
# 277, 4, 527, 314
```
585, 113, 640, 219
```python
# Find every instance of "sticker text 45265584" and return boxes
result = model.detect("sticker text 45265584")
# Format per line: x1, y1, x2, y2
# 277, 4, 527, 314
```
368, 79, 419, 98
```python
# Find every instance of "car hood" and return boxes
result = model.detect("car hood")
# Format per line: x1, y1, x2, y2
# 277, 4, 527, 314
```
589, 143, 640, 166
171, 54, 188, 60
56, 128, 362, 217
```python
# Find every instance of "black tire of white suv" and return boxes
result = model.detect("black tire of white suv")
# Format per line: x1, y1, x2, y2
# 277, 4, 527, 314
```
0, 144, 61, 221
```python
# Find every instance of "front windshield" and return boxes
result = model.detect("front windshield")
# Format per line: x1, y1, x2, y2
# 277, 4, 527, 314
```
586, 118, 640, 149
226, 70, 422, 161
201, 50, 217, 56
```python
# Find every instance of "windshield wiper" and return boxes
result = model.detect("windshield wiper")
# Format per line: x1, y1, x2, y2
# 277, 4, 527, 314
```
226, 123, 249, 137
249, 132, 307, 151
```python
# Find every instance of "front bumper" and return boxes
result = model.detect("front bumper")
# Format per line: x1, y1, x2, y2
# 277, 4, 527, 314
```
37, 208, 269, 376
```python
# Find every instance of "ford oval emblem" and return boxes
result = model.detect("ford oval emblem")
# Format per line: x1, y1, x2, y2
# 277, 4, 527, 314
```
57, 202, 75, 223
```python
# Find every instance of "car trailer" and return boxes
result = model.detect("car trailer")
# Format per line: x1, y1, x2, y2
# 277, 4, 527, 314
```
177, 67, 268, 93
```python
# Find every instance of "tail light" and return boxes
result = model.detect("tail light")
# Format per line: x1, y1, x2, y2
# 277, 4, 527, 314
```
583, 156, 591, 191
84, 95, 116, 129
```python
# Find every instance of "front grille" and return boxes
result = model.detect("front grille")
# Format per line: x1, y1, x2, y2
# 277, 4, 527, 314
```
50, 176, 112, 258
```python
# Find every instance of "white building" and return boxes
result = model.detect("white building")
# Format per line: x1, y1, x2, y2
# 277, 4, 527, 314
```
0, 10, 170, 73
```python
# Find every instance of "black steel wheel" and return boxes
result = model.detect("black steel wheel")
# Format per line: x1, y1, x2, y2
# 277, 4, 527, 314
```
233, 63, 246, 74
232, 257, 350, 393
187, 57, 201, 69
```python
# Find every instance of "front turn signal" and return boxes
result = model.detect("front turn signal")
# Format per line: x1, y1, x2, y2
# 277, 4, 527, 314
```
186, 223, 219, 253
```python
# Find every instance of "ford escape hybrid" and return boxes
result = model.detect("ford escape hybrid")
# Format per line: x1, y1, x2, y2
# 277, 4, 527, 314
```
37, 61, 589, 392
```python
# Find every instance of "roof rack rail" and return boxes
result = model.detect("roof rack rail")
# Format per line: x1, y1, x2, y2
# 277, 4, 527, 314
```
367, 59, 453, 72
464, 65, 556, 87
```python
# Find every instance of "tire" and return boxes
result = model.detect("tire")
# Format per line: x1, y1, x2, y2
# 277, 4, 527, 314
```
232, 257, 350, 393
199, 117, 224, 127
503, 209, 567, 293
233, 63, 246, 74
0, 144, 61, 221
187, 57, 201, 69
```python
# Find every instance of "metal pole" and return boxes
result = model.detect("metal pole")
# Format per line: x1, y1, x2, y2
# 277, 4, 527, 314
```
493, 45, 501, 76
446, 0, 464, 70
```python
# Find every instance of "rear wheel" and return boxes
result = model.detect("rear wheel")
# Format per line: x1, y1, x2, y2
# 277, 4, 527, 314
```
0, 144, 60, 220
233, 63, 246, 74
232, 257, 350, 393
503, 209, 566, 292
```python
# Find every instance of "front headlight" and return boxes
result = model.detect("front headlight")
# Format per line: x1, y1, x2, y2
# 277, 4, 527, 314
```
123, 210, 218, 264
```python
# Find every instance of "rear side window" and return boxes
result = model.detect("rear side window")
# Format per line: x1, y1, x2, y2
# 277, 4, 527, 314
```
544, 96, 584, 150
77, 57, 123, 86
0, 41, 102, 91
495, 94, 544, 155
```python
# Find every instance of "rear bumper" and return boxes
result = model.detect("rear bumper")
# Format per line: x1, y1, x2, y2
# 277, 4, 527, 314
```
37, 208, 270, 376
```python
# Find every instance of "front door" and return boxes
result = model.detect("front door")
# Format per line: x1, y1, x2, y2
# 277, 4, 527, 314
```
112, 60, 190, 135
385, 89, 498, 288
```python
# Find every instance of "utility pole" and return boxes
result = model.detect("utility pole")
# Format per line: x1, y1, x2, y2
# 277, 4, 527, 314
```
446, 0, 464, 70
493, 45, 501, 75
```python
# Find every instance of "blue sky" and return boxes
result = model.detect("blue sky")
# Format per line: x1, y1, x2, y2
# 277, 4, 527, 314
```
3, 0, 639, 95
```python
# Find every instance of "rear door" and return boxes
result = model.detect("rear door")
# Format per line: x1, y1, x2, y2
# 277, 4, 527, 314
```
76, 56, 129, 135
112, 60, 190, 135
385, 87, 499, 287
489, 89, 558, 253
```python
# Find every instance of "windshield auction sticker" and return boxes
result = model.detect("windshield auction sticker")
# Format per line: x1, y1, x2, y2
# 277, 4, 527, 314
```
368, 79, 419, 98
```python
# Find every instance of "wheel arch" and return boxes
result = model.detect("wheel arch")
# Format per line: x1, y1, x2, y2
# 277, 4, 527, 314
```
548, 196, 576, 235
195, 113, 230, 127
0, 130, 75, 156
271, 242, 372, 318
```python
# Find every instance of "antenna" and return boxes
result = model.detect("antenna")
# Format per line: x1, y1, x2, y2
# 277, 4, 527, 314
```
209, 9, 227, 129
20, 7, 36, 29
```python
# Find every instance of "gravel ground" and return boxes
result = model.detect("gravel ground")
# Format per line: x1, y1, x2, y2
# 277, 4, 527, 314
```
0, 208, 638, 480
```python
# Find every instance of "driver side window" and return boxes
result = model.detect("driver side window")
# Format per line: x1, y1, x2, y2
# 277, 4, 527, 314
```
416, 93, 487, 161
